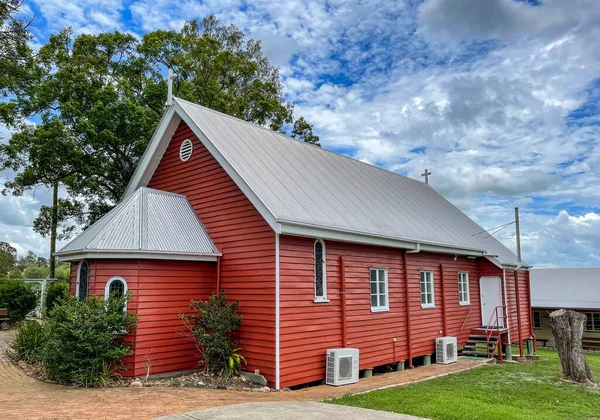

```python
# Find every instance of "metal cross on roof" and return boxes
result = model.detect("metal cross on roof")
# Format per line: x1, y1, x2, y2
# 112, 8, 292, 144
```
421, 168, 432, 185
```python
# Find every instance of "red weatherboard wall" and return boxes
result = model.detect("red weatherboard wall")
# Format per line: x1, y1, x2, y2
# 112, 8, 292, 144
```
279, 235, 488, 389
147, 121, 277, 383
69, 259, 216, 377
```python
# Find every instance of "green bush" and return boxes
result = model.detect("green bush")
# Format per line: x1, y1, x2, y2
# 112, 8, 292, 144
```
44, 281, 70, 316
0, 279, 40, 324
42, 293, 137, 387
181, 289, 243, 377
9, 320, 47, 363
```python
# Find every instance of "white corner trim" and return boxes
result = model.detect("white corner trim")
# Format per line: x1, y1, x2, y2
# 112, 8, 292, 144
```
275, 233, 280, 390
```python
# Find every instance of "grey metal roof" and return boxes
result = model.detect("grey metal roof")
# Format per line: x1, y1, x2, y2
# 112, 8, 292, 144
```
125, 97, 523, 266
531, 268, 600, 309
56, 187, 219, 261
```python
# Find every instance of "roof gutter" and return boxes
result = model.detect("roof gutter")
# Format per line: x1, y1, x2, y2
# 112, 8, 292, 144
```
278, 220, 489, 258
56, 250, 222, 263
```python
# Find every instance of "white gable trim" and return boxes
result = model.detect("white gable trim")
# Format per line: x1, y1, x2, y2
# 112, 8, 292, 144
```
125, 100, 280, 233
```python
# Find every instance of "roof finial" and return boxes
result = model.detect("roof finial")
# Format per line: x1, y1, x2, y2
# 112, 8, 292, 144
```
421, 168, 432, 185
166, 68, 174, 106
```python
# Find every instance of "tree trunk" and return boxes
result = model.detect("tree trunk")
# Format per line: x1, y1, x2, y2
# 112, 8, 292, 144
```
49, 181, 58, 279
549, 309, 594, 384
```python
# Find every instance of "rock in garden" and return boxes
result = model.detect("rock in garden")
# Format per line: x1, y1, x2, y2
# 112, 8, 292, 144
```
130, 380, 143, 388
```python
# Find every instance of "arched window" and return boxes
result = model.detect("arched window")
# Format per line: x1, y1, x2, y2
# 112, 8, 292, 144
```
314, 239, 328, 302
105, 277, 129, 312
76, 261, 89, 301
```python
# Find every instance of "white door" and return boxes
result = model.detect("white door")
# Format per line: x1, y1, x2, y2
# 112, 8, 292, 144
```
479, 276, 503, 327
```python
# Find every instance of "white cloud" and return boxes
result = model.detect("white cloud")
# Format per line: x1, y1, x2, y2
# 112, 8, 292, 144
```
3, 0, 600, 268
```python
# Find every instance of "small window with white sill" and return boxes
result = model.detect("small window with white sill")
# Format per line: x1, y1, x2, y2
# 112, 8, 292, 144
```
370, 268, 389, 312
314, 239, 328, 302
458, 272, 470, 305
420, 270, 435, 308
76, 261, 89, 301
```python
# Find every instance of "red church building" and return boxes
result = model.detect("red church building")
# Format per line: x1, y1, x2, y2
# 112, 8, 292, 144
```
56, 97, 535, 389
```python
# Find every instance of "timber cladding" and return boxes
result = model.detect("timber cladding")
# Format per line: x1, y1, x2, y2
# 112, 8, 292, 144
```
278, 235, 487, 389
147, 121, 277, 384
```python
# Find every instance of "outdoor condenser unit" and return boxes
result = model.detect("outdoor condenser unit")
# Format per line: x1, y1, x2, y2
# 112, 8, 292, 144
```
326, 348, 359, 386
436, 337, 458, 364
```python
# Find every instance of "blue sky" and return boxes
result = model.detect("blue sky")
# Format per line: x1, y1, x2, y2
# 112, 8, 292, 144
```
2, 0, 600, 268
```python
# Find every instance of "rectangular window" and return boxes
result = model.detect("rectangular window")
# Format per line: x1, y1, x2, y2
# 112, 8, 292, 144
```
533, 310, 542, 329
585, 313, 600, 332
370, 268, 389, 312
458, 272, 470, 305
420, 270, 435, 308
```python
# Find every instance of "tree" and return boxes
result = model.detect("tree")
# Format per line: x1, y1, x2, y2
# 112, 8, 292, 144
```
0, 0, 36, 126
0, 241, 17, 276
549, 309, 594, 384
291, 116, 320, 146
1, 17, 319, 252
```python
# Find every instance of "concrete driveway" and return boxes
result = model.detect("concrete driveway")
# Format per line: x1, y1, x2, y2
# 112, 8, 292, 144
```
154, 402, 426, 420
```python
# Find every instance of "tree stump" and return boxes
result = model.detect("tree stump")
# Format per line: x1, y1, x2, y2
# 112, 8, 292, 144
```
549, 309, 594, 384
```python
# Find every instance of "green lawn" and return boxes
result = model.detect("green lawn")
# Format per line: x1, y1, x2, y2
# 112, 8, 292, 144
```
330, 350, 600, 420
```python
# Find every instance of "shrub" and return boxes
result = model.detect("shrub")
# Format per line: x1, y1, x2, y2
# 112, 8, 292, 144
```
42, 293, 137, 387
181, 289, 243, 376
0, 279, 40, 324
44, 281, 70, 316
9, 320, 47, 363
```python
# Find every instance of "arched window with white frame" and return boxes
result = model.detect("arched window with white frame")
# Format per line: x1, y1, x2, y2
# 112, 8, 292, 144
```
314, 239, 328, 302
105, 276, 128, 311
76, 261, 89, 301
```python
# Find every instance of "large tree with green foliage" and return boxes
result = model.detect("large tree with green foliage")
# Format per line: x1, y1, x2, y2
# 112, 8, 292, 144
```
0, 0, 36, 126
1, 17, 319, 269
0, 241, 17, 276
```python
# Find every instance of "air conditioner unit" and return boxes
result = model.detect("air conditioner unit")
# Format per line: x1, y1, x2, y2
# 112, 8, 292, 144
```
326, 348, 359, 386
436, 337, 458, 364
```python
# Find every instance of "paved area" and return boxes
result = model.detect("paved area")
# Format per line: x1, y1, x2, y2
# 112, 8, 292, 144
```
0, 330, 486, 419
155, 402, 426, 420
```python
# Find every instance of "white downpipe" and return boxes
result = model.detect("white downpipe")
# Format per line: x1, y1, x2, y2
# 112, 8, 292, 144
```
406, 243, 421, 254
275, 233, 280, 390
502, 268, 511, 343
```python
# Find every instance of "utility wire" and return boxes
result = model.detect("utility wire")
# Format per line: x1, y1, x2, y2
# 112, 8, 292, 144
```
484, 222, 515, 239
471, 220, 515, 237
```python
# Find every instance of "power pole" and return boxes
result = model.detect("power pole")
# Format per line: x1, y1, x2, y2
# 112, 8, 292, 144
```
514, 207, 521, 263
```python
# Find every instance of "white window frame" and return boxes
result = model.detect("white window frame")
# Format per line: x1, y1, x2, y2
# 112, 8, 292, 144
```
75, 260, 89, 301
533, 310, 542, 329
179, 139, 193, 162
314, 239, 329, 303
104, 276, 129, 312
370, 267, 389, 312
585, 312, 600, 332
420, 270, 435, 309
458, 272, 470, 306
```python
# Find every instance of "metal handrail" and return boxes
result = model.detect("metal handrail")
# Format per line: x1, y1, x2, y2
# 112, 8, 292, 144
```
485, 305, 507, 358
460, 306, 473, 330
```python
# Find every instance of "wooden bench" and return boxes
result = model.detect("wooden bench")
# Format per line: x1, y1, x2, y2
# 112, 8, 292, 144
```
0, 308, 9, 330
536, 338, 551, 348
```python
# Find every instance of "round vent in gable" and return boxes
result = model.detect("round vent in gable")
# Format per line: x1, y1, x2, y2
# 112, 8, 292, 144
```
179, 139, 193, 162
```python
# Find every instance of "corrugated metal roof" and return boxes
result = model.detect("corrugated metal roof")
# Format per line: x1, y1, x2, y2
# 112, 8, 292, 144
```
56, 187, 218, 260
531, 268, 600, 309
173, 98, 521, 266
